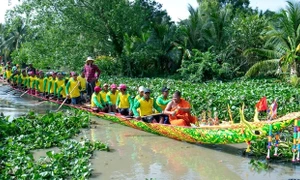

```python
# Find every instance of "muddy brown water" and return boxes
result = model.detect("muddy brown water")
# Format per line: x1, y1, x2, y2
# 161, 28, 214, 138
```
1, 84, 300, 180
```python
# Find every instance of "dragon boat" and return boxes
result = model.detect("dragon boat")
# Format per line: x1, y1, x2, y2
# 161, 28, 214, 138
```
0, 80, 298, 145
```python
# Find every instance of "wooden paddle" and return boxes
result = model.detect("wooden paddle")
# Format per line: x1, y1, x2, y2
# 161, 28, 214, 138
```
53, 82, 80, 112
20, 89, 30, 97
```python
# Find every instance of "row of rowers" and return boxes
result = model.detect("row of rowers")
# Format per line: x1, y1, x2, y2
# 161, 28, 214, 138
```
4, 70, 197, 126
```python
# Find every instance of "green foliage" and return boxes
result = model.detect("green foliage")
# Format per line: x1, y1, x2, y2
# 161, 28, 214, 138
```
94, 55, 121, 76
250, 129, 293, 160
0, 110, 109, 179
249, 159, 273, 172
290, 75, 300, 87
178, 49, 232, 82
244, 59, 280, 78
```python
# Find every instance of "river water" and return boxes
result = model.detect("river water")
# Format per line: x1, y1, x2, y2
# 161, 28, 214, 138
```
0, 83, 300, 180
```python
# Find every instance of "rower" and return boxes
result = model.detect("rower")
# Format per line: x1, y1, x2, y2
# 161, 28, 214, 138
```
100, 83, 109, 112
134, 86, 145, 104
106, 84, 118, 113
91, 86, 105, 112
11, 70, 20, 87
35, 71, 45, 96
48, 72, 57, 98
116, 84, 133, 116
42, 72, 51, 97
27, 71, 35, 94
18, 70, 27, 90
54, 72, 66, 101
66, 72, 81, 105
132, 88, 163, 123
78, 70, 87, 103
156, 87, 171, 124
3, 66, 12, 83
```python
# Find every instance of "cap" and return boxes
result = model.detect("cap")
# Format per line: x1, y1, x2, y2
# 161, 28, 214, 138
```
144, 88, 151, 93
94, 86, 101, 92
103, 83, 108, 87
138, 86, 145, 92
110, 84, 117, 89
119, 84, 127, 90
162, 87, 170, 92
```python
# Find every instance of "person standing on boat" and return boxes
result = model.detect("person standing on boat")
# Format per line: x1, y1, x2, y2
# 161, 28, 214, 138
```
91, 86, 105, 112
26, 63, 36, 75
66, 72, 81, 105
83, 56, 101, 101
132, 88, 163, 123
106, 84, 118, 113
164, 91, 197, 126
116, 84, 133, 116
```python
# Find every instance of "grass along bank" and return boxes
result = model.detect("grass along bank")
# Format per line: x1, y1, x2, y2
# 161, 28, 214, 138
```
0, 110, 109, 179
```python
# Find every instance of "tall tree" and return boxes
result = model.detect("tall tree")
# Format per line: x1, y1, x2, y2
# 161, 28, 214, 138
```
245, 1, 300, 78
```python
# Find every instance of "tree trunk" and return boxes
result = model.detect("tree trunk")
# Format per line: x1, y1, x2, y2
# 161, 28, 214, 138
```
291, 60, 300, 77
290, 61, 298, 76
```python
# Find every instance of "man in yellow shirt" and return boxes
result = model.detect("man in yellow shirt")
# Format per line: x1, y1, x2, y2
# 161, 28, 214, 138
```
100, 83, 109, 112
78, 70, 87, 103
66, 72, 81, 105
91, 86, 105, 112
132, 88, 163, 123
54, 72, 66, 101
106, 84, 118, 113
116, 84, 133, 116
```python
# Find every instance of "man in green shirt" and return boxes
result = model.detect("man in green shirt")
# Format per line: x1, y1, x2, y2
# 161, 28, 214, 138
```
156, 87, 171, 124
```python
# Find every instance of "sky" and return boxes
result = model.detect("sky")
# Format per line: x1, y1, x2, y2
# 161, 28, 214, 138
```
0, 0, 290, 23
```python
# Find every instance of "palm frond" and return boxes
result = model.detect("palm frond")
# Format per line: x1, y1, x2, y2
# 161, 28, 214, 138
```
245, 59, 280, 78
243, 48, 282, 59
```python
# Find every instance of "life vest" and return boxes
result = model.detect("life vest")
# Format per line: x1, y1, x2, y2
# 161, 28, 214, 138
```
5, 70, 12, 79
107, 91, 118, 105
118, 92, 130, 109
20, 75, 27, 85
100, 91, 108, 103
29, 76, 36, 88
91, 92, 101, 108
77, 76, 86, 91
67, 78, 80, 98
37, 78, 44, 92
55, 79, 66, 97
48, 77, 55, 93
138, 98, 154, 116
43, 77, 49, 92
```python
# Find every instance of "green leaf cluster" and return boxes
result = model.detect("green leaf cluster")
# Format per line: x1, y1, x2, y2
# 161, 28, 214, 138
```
0, 110, 109, 179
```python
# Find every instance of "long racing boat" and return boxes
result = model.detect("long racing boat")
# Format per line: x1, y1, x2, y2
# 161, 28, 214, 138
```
0, 80, 297, 144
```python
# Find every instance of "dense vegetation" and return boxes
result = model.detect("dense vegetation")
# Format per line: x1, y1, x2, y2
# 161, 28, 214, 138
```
1, 0, 300, 81
0, 110, 109, 179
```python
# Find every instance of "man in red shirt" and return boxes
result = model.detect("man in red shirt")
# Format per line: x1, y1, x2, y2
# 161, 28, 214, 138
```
83, 56, 101, 100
